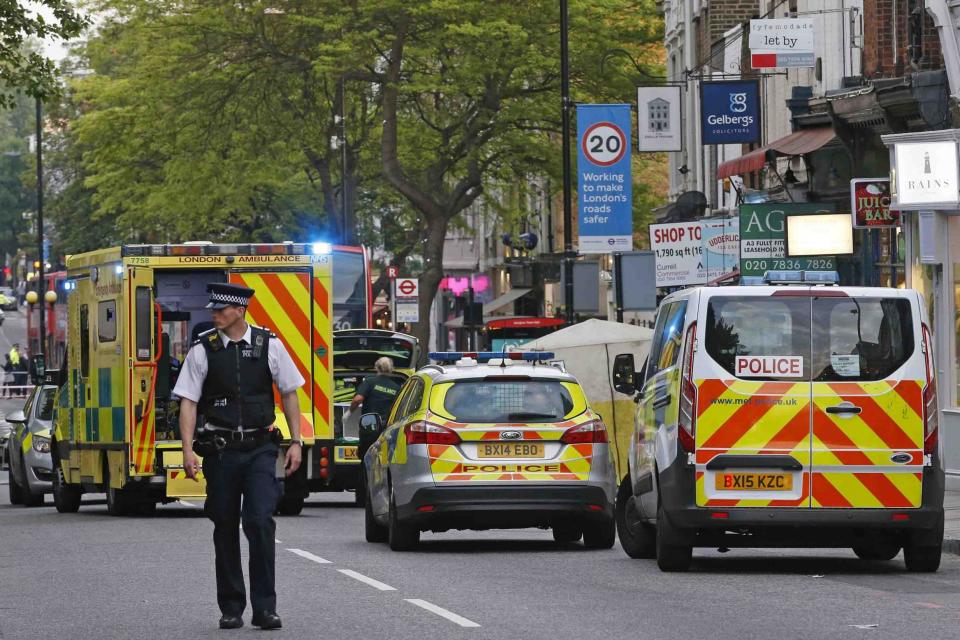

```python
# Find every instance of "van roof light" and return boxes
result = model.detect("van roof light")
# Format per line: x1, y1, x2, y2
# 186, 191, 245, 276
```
762, 270, 839, 285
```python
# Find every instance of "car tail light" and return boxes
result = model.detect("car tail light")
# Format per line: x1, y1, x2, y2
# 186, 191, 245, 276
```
921, 323, 939, 455
560, 419, 608, 444
404, 421, 460, 445
678, 322, 698, 452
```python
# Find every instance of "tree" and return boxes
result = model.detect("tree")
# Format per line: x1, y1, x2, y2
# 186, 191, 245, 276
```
0, 2, 87, 106
0, 92, 34, 269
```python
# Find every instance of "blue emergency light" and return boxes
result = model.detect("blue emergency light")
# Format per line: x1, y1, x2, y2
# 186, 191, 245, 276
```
761, 270, 839, 285
428, 351, 555, 363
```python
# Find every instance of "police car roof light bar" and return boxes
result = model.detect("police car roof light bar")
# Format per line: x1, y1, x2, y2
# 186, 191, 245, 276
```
428, 351, 555, 363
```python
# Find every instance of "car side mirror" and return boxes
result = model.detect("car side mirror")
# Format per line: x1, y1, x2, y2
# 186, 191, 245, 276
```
5, 410, 26, 425
612, 353, 638, 395
358, 413, 384, 458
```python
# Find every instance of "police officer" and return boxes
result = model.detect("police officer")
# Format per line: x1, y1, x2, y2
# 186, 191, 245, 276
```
347, 356, 401, 422
174, 283, 305, 631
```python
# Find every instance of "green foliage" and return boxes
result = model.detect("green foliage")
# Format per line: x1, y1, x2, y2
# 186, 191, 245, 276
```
0, 2, 87, 107
0, 93, 34, 261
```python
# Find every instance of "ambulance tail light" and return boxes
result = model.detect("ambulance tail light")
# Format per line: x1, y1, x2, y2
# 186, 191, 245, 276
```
921, 323, 939, 454
560, 419, 608, 444
678, 322, 698, 452
405, 421, 460, 446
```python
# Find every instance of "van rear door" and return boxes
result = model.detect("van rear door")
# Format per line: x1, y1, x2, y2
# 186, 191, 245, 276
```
810, 292, 925, 509
696, 290, 812, 508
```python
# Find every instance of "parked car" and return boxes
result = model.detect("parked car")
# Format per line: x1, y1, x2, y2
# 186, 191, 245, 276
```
0, 286, 16, 311
6, 383, 58, 507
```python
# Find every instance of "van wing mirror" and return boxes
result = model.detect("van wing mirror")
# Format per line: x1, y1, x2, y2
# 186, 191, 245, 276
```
612, 353, 638, 395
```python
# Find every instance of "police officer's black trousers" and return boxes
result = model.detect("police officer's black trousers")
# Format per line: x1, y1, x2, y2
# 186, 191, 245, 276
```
202, 442, 281, 616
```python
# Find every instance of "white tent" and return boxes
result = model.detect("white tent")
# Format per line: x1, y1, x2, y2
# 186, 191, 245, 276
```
522, 319, 653, 479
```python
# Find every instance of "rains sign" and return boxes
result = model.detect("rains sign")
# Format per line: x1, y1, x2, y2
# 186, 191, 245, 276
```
577, 104, 633, 253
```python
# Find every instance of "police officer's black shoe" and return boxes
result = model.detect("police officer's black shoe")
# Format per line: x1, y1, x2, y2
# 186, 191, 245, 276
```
252, 611, 282, 630
218, 614, 244, 629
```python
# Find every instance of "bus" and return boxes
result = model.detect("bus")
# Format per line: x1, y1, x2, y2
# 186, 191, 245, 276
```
483, 317, 566, 351
332, 245, 372, 330
25, 270, 69, 370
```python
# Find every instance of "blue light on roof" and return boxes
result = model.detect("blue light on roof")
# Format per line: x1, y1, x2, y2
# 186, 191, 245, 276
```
428, 351, 555, 363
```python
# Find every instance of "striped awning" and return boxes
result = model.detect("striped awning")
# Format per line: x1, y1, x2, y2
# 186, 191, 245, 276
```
717, 127, 837, 180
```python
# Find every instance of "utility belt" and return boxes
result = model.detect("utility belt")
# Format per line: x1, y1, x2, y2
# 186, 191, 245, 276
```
194, 424, 282, 456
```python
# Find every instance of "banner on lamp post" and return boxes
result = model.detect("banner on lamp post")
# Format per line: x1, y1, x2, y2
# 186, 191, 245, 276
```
576, 104, 633, 253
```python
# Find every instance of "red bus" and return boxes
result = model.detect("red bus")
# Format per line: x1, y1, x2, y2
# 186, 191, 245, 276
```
26, 270, 70, 369
484, 317, 566, 351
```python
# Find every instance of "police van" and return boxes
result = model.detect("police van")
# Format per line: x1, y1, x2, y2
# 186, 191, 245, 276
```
612, 271, 944, 572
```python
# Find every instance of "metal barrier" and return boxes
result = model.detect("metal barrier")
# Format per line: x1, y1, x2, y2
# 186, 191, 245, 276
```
0, 385, 36, 399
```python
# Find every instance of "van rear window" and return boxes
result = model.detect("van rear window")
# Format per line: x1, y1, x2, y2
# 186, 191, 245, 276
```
705, 297, 811, 380
812, 297, 913, 381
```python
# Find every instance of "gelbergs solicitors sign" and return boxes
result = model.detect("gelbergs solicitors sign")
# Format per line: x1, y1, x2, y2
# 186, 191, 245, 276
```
700, 80, 761, 145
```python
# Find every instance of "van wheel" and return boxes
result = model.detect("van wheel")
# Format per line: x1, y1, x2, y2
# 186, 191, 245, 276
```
364, 486, 387, 543
387, 486, 419, 551
552, 523, 582, 543
616, 477, 655, 559
52, 452, 81, 513
852, 542, 900, 562
656, 503, 692, 572
904, 513, 944, 573
583, 518, 616, 549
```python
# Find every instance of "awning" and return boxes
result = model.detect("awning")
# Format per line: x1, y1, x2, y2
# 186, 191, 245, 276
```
716, 127, 837, 179
482, 287, 532, 314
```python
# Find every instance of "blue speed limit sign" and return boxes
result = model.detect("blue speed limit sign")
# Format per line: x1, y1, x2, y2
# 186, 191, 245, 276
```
581, 121, 627, 166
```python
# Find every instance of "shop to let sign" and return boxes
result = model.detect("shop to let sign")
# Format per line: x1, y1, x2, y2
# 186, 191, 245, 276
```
649, 218, 740, 288
851, 178, 899, 228
749, 18, 816, 69
739, 203, 836, 276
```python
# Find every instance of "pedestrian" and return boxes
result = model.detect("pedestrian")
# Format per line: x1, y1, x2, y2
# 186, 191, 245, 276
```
9, 344, 25, 397
2, 353, 12, 398
345, 356, 401, 423
173, 283, 305, 631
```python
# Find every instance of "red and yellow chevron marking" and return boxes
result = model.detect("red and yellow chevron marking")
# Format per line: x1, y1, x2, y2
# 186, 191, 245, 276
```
230, 271, 333, 442
427, 442, 594, 482
130, 369, 156, 475
810, 380, 923, 509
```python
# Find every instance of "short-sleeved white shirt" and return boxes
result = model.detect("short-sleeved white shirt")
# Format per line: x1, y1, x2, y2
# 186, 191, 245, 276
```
172, 324, 305, 403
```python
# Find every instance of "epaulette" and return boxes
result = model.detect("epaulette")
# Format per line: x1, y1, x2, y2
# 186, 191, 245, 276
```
195, 327, 223, 351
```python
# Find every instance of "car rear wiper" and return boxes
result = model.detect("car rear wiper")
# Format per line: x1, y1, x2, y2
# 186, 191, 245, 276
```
507, 412, 557, 420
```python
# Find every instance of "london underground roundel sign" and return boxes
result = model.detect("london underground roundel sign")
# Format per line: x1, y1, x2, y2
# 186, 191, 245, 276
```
581, 122, 627, 166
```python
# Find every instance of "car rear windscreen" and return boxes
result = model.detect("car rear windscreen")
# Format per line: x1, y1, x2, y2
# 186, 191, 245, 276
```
436, 380, 574, 423
811, 297, 913, 381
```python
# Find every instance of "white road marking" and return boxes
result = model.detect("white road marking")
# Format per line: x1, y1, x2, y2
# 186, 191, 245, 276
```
287, 548, 332, 564
177, 500, 202, 509
405, 599, 480, 628
275, 539, 282, 544
337, 569, 396, 591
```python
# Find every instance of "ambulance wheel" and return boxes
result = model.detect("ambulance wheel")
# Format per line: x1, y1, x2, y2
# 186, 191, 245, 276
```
364, 486, 387, 543
387, 486, 419, 551
52, 451, 81, 513
135, 499, 157, 516
7, 453, 24, 505
276, 493, 305, 516
616, 478, 655, 559
852, 542, 900, 562
105, 465, 132, 516
655, 503, 692, 572
552, 522, 582, 543
583, 518, 616, 549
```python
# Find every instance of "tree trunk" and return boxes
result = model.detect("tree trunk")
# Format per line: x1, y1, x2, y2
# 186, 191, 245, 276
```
411, 217, 448, 366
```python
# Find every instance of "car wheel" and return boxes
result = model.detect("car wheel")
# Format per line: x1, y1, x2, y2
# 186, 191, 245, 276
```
655, 502, 692, 572
364, 484, 388, 543
583, 518, 616, 549
852, 542, 901, 562
20, 461, 43, 507
552, 522, 582, 543
616, 478, 656, 559
387, 485, 419, 551
52, 453, 82, 513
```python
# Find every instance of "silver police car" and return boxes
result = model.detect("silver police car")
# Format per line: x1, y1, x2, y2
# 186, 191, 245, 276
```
360, 352, 616, 551
6, 383, 57, 507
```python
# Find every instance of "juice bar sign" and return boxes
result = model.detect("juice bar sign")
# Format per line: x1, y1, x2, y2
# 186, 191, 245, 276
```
851, 178, 898, 228
700, 80, 761, 145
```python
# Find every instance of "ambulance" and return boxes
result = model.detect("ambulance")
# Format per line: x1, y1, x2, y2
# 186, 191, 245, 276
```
50, 242, 333, 515
612, 271, 945, 572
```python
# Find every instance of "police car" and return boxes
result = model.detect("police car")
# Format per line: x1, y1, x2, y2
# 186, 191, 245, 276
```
612, 271, 945, 572
360, 352, 616, 550
6, 382, 58, 507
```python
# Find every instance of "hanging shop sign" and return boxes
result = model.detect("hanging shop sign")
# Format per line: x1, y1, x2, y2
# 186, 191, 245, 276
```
637, 86, 682, 152
890, 141, 960, 209
700, 81, 761, 145
576, 104, 634, 254
749, 18, 816, 68
739, 203, 836, 276
701, 218, 740, 281
851, 178, 899, 228
650, 219, 741, 288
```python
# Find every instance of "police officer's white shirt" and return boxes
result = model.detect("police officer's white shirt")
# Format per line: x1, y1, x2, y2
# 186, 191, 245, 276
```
172, 324, 306, 403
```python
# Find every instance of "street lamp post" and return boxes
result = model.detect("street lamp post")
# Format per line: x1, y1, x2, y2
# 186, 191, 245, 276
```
560, 0, 574, 323
35, 97, 45, 362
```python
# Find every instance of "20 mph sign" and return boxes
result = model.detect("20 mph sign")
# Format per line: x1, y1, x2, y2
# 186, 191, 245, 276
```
581, 122, 627, 167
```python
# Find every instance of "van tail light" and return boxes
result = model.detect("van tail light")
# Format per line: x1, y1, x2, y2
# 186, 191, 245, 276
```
561, 419, 608, 444
921, 323, 939, 455
678, 322, 698, 453
404, 421, 460, 446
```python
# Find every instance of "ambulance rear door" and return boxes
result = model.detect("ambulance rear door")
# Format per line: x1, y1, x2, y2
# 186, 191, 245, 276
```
128, 265, 157, 476
695, 289, 813, 508
810, 289, 925, 509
